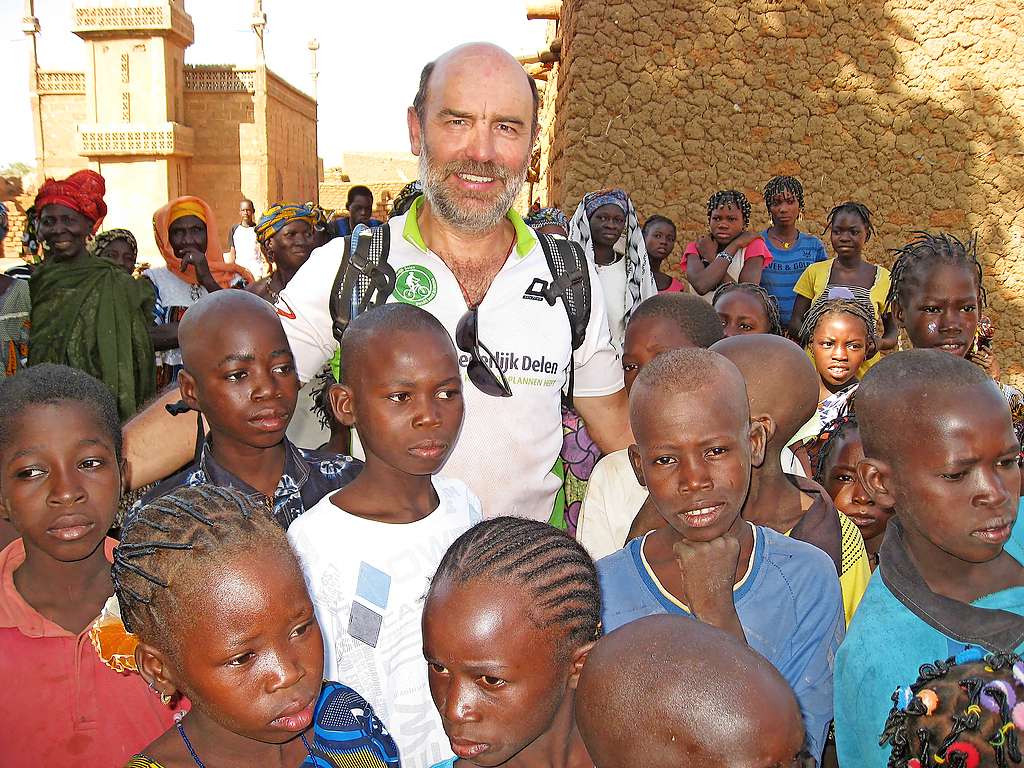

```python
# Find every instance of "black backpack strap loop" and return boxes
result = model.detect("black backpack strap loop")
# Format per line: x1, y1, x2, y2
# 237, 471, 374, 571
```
329, 226, 395, 345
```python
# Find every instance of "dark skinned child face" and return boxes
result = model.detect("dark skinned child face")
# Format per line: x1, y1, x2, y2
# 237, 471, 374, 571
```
822, 428, 892, 541
153, 548, 325, 743
168, 215, 209, 260
423, 579, 584, 767
829, 211, 868, 261
266, 220, 315, 275
589, 204, 626, 248
37, 204, 93, 261
861, 384, 1020, 566
348, 194, 374, 228
644, 221, 676, 265
896, 264, 980, 358
621, 316, 697, 394
768, 191, 800, 229
178, 312, 300, 451
100, 238, 137, 274
0, 402, 120, 564
332, 329, 463, 476
709, 204, 745, 247
809, 313, 870, 392
629, 383, 763, 543
714, 291, 772, 336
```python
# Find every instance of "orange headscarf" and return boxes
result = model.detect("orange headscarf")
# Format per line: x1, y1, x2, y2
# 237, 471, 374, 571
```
35, 169, 108, 233
153, 196, 253, 288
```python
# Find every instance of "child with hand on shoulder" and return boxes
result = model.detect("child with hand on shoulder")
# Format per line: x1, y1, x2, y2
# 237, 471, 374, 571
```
143, 289, 361, 528
834, 350, 1024, 768
886, 231, 1024, 448
577, 293, 724, 560
422, 517, 599, 768
789, 202, 897, 360
288, 303, 482, 768
712, 282, 784, 337
597, 347, 844, 763
576, 615, 808, 768
0, 364, 180, 766
814, 409, 892, 571
682, 190, 772, 301
759, 176, 829, 326
116, 484, 401, 768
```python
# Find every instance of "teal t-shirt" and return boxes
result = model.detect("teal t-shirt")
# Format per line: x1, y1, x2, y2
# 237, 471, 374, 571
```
834, 508, 1024, 768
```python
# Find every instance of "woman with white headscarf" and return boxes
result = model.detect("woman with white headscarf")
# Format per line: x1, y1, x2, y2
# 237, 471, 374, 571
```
569, 189, 657, 354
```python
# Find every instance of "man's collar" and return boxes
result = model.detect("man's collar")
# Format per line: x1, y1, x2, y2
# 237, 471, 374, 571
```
402, 195, 536, 259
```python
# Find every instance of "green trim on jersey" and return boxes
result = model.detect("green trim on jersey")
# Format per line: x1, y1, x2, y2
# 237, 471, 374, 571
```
401, 196, 537, 260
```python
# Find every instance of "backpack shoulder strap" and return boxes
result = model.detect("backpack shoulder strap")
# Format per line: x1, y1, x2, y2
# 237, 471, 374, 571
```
536, 233, 591, 351
329, 224, 395, 345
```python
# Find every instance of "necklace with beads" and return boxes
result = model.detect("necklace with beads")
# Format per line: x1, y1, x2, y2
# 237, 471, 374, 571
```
175, 717, 316, 767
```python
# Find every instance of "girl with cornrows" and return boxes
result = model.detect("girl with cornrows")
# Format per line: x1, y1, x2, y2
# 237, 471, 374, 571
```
682, 189, 772, 302
789, 202, 898, 368
423, 516, 600, 768
758, 175, 829, 326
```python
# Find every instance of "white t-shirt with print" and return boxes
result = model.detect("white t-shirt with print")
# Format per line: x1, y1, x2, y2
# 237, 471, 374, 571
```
287, 476, 481, 768
277, 201, 624, 520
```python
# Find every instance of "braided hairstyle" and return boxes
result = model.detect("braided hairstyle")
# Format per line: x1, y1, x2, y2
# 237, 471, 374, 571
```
798, 297, 877, 350
706, 190, 752, 226
430, 517, 601, 656
881, 648, 1024, 768
310, 367, 338, 431
763, 176, 805, 212
812, 402, 858, 486
711, 282, 784, 336
642, 214, 676, 236
824, 202, 876, 240
885, 231, 986, 316
113, 484, 293, 653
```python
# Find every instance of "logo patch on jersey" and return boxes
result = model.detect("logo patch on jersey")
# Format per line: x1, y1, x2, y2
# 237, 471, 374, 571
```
523, 278, 548, 302
394, 264, 438, 306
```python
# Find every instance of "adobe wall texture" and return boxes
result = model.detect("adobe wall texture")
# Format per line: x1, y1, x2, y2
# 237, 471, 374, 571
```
545, 0, 1024, 384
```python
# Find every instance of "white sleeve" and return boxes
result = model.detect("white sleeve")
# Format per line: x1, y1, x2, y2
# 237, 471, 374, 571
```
572, 254, 625, 398
277, 238, 346, 383
578, 453, 624, 560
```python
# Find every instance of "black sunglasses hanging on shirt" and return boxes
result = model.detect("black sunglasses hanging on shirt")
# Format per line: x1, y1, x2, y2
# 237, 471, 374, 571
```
455, 306, 513, 398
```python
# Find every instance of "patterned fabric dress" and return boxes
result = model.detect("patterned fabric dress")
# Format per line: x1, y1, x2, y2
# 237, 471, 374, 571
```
0, 278, 30, 377
125, 680, 401, 768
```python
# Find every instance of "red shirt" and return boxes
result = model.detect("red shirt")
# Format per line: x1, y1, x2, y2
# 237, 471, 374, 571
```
0, 538, 178, 767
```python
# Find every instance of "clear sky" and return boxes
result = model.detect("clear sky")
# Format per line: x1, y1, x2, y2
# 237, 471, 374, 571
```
0, 0, 548, 168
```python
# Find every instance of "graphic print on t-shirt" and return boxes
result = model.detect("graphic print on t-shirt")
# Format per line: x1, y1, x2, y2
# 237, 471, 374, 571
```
394, 264, 438, 306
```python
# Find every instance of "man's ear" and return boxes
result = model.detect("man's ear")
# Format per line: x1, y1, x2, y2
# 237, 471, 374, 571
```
177, 370, 200, 413
567, 640, 596, 690
748, 418, 768, 470
627, 444, 646, 488
408, 107, 423, 156
328, 383, 357, 428
858, 457, 897, 509
135, 641, 182, 702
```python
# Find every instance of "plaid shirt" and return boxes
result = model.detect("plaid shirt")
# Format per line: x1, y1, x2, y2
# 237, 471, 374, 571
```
139, 437, 362, 528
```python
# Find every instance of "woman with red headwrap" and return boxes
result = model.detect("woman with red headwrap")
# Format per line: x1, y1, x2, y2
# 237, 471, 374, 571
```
28, 170, 156, 419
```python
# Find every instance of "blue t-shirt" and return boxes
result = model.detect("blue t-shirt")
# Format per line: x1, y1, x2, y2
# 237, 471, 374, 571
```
597, 526, 844, 762
336, 217, 384, 237
834, 514, 1024, 768
759, 231, 828, 324
429, 760, 456, 768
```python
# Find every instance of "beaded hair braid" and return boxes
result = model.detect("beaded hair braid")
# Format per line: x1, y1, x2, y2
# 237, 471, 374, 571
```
798, 297, 877, 349
884, 231, 986, 316
113, 485, 287, 644
824, 201, 876, 240
812, 403, 858, 486
711, 282, 784, 336
880, 648, 1024, 768
431, 517, 601, 652
763, 176, 805, 212
706, 190, 752, 226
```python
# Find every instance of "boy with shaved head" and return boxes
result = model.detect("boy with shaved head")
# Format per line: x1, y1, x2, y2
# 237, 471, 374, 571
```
140, 290, 360, 527
577, 614, 807, 768
597, 347, 843, 762
835, 349, 1024, 768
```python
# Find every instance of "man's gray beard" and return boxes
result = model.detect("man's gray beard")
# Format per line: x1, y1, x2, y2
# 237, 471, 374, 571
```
419, 145, 528, 234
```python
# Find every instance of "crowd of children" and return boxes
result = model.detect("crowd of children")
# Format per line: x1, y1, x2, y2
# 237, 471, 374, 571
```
3, 166, 1024, 768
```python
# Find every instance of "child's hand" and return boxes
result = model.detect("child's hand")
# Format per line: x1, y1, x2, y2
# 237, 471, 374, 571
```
673, 535, 744, 640
696, 234, 718, 263
730, 231, 759, 249
968, 346, 1000, 379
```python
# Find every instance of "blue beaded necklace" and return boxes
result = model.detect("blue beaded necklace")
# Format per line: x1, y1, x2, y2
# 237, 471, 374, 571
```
175, 718, 316, 767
